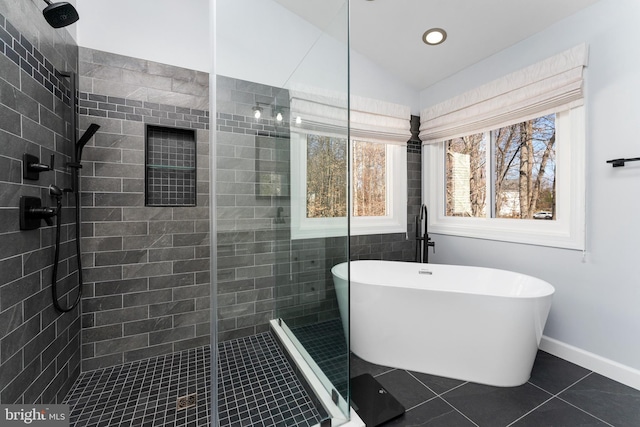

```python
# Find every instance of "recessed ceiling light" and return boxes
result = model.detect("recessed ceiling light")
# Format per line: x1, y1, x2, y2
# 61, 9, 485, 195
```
422, 28, 447, 46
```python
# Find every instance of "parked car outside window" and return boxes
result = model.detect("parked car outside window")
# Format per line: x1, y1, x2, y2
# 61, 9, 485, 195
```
533, 211, 553, 219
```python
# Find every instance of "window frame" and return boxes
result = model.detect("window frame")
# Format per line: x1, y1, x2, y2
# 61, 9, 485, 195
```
291, 131, 407, 239
424, 106, 585, 250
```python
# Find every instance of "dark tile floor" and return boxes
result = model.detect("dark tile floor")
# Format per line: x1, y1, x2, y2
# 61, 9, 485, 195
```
352, 351, 640, 427
291, 319, 349, 398
217, 332, 326, 427
63, 324, 640, 427
64, 346, 211, 426
64, 332, 326, 427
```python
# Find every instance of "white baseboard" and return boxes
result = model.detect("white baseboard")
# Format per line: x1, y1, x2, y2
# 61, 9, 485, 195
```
540, 335, 640, 391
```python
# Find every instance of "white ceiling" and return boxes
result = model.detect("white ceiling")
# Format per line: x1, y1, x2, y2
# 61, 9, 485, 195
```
273, 0, 602, 90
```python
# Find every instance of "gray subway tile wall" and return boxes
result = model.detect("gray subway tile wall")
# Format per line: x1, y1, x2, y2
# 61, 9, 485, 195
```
0, 3, 80, 404
0, 1, 421, 405
78, 47, 211, 371
216, 76, 421, 341
216, 76, 301, 341
350, 122, 421, 262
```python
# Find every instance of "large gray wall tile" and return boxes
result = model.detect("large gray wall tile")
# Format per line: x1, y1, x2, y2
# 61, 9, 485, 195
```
215, 77, 419, 340
78, 48, 211, 370
0, 4, 81, 404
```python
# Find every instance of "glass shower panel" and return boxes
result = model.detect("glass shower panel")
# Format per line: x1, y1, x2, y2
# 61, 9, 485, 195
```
215, 0, 350, 424
273, 2, 350, 420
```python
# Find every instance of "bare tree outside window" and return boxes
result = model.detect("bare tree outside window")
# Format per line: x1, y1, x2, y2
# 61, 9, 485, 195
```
445, 114, 556, 220
306, 135, 347, 218
306, 135, 388, 219
352, 141, 386, 217
494, 115, 556, 219
445, 133, 486, 217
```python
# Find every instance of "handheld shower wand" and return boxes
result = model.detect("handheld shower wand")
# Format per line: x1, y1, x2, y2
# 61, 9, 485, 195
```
48, 70, 101, 313
48, 184, 82, 312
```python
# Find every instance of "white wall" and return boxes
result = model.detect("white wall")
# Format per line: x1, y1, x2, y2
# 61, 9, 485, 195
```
73, 0, 640, 381
351, 49, 420, 115
62, 0, 78, 41
216, 0, 418, 111
76, 0, 210, 72
421, 0, 640, 374
76, 0, 416, 109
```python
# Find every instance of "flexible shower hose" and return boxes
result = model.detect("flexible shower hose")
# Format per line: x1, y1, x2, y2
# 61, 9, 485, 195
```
51, 180, 83, 313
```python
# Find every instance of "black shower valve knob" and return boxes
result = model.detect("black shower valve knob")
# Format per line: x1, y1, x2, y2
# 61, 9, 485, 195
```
23, 153, 55, 180
19, 196, 58, 230
29, 206, 58, 226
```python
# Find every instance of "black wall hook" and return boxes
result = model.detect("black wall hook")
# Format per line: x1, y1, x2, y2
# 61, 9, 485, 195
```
606, 157, 640, 167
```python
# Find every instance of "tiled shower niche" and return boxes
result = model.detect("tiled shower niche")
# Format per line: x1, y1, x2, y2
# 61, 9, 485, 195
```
146, 125, 197, 206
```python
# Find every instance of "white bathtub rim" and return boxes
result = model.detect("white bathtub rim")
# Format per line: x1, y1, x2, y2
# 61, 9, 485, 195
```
332, 260, 555, 299
340, 259, 553, 387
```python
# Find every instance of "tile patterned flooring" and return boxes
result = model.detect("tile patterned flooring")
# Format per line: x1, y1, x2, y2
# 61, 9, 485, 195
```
64, 346, 211, 426
217, 333, 325, 427
290, 319, 349, 398
352, 350, 640, 427
64, 332, 325, 427
62, 321, 640, 427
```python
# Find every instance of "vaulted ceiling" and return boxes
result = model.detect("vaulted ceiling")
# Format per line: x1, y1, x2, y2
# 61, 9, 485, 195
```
273, 0, 602, 90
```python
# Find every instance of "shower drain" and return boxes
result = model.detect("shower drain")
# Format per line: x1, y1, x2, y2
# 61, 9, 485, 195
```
176, 393, 197, 410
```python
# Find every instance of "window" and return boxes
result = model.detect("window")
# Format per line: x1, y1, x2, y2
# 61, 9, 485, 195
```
424, 106, 585, 249
445, 114, 556, 220
288, 87, 411, 239
420, 44, 587, 250
291, 132, 407, 239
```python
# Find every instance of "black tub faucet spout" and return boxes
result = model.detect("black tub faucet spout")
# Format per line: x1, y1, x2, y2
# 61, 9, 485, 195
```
417, 204, 435, 263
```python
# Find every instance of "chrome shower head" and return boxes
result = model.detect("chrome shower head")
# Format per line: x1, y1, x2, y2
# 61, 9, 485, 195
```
42, 1, 79, 28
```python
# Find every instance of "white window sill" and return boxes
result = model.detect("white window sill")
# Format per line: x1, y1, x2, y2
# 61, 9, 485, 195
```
429, 217, 584, 250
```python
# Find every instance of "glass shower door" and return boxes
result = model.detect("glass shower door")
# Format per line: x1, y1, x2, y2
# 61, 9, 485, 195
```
215, 0, 350, 424
273, 0, 351, 420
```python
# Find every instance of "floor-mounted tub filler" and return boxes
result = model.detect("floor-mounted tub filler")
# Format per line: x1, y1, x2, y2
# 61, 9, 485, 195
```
332, 260, 555, 387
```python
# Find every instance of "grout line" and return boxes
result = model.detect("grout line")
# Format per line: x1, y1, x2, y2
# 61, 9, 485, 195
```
504, 394, 555, 427
506, 372, 615, 427
372, 367, 398, 378
435, 380, 469, 397
437, 396, 481, 427
400, 394, 441, 412
554, 395, 616, 427
552, 371, 593, 395
503, 374, 582, 427
397, 370, 479, 426
406, 370, 469, 398
552, 372, 617, 427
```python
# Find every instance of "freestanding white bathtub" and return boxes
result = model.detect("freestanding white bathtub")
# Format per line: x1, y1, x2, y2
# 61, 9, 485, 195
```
331, 260, 555, 387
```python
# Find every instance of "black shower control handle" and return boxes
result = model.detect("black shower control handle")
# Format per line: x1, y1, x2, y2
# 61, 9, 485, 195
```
19, 196, 57, 230
23, 153, 54, 180
29, 154, 54, 171
29, 207, 57, 226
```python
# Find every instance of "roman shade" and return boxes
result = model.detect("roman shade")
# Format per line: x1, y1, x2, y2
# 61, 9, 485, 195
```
290, 85, 411, 145
420, 43, 589, 144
